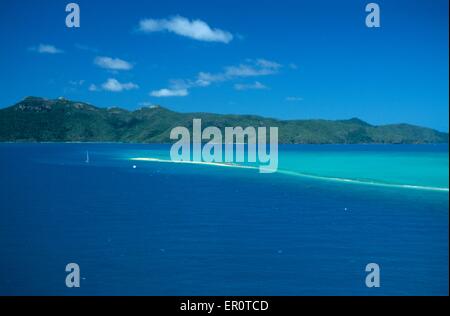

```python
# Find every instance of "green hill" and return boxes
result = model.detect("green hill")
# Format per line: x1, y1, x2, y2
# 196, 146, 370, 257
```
0, 96, 447, 144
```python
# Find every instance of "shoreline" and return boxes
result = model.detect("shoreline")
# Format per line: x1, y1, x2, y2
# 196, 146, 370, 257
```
0, 141, 448, 146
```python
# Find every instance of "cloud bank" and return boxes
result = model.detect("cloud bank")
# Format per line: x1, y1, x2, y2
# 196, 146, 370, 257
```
150, 59, 281, 97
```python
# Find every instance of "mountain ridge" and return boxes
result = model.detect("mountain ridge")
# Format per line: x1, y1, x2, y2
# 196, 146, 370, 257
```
0, 96, 448, 144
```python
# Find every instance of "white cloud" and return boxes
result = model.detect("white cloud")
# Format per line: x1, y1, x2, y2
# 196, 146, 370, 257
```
225, 64, 276, 77
198, 59, 282, 85
150, 88, 188, 97
102, 78, 139, 92
30, 44, 63, 54
138, 15, 233, 43
285, 96, 303, 102
89, 78, 139, 92
234, 81, 268, 91
256, 59, 282, 70
94, 56, 133, 71
151, 59, 282, 96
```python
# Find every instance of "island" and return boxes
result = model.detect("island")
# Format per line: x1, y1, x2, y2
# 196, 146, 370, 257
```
0, 96, 447, 144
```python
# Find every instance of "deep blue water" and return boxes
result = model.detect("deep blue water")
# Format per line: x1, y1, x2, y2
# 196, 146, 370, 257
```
0, 143, 448, 295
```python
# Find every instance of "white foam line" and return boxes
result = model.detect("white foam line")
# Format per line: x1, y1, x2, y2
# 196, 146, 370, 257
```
130, 157, 449, 193
130, 157, 258, 170
277, 170, 449, 192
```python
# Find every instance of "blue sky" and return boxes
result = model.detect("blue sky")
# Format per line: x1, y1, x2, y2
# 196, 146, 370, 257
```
0, 0, 448, 131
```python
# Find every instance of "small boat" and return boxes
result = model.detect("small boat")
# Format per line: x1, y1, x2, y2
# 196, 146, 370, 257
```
85, 151, 89, 163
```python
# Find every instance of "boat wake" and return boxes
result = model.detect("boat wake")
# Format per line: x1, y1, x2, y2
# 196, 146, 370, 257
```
130, 157, 449, 193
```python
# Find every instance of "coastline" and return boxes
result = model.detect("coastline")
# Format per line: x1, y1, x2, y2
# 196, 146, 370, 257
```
0, 141, 449, 145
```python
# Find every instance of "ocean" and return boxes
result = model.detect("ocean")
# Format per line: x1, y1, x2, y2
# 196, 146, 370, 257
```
0, 143, 448, 295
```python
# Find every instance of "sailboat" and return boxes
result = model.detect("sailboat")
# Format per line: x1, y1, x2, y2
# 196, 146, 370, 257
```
85, 151, 90, 164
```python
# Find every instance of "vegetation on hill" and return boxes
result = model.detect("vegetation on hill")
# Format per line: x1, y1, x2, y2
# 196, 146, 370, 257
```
0, 97, 447, 144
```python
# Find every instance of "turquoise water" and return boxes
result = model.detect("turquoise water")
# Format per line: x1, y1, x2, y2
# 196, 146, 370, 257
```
127, 144, 449, 192
0, 143, 448, 295
277, 145, 448, 190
